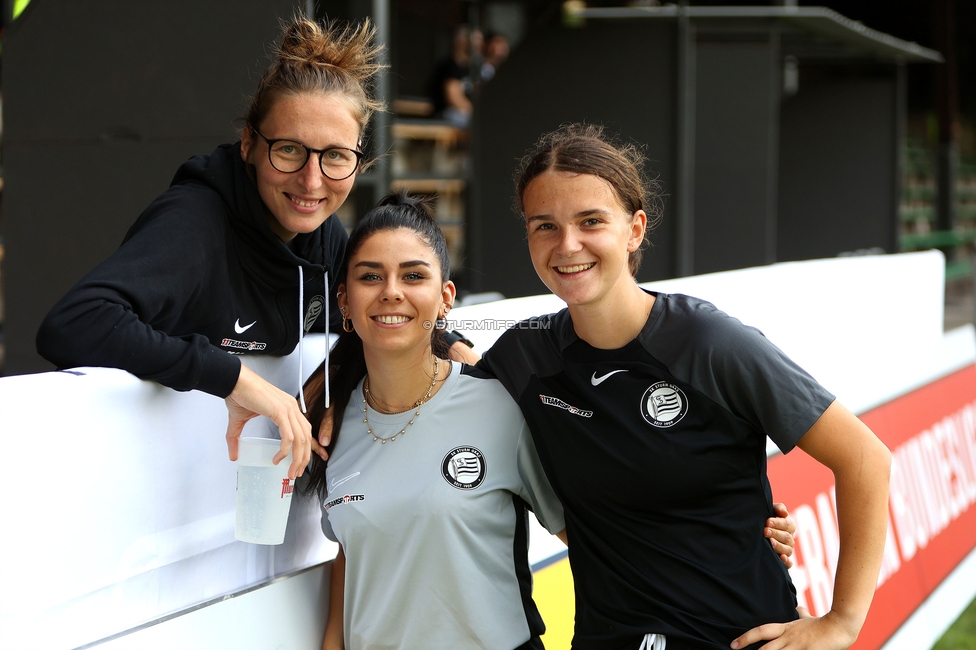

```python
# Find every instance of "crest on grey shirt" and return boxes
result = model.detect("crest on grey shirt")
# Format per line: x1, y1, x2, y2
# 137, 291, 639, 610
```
441, 446, 486, 490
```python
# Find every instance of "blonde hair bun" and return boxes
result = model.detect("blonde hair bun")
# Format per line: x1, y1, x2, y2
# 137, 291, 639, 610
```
245, 14, 387, 138
277, 17, 385, 84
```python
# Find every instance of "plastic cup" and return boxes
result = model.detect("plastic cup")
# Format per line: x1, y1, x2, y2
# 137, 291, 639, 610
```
235, 437, 294, 545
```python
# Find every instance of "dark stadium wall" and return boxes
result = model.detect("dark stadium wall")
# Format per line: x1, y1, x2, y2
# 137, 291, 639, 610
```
469, 21, 678, 298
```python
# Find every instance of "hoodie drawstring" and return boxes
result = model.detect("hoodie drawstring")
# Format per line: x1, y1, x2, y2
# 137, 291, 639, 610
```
324, 270, 330, 409
297, 266, 330, 415
298, 266, 307, 414
638, 634, 666, 650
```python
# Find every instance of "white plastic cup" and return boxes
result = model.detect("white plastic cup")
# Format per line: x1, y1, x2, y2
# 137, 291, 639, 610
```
235, 437, 294, 545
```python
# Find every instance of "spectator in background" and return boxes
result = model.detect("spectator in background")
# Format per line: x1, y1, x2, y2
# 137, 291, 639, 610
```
429, 24, 483, 127
480, 31, 510, 82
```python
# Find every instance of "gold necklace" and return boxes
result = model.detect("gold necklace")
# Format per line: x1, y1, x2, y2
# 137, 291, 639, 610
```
362, 357, 439, 444
364, 385, 419, 414
363, 389, 400, 414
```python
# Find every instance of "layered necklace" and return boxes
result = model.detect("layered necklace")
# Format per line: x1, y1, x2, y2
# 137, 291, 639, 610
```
362, 357, 440, 444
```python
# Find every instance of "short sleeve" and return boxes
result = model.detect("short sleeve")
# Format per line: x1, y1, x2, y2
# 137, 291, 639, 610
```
649, 295, 835, 454
707, 321, 833, 453
515, 421, 565, 534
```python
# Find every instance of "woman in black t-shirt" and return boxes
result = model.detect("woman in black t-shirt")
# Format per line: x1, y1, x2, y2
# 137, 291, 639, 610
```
477, 124, 891, 650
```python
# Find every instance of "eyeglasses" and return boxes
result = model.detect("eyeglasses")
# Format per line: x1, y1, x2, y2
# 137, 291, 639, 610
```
251, 128, 363, 181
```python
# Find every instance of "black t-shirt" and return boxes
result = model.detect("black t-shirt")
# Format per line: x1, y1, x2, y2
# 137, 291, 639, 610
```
479, 292, 835, 650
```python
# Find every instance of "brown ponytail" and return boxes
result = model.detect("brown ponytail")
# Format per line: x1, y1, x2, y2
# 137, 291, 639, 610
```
515, 123, 664, 276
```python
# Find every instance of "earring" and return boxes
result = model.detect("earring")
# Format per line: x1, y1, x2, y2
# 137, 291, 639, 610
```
340, 308, 354, 333
436, 304, 451, 330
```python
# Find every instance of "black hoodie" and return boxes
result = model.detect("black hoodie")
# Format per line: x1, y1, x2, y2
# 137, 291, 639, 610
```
36, 142, 346, 398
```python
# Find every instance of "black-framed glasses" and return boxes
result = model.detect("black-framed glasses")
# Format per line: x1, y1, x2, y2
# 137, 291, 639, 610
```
251, 128, 363, 181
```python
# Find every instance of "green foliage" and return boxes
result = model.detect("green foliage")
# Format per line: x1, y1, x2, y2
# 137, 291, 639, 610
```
933, 596, 976, 650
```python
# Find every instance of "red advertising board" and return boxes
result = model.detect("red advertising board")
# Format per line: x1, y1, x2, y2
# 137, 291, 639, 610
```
768, 365, 976, 649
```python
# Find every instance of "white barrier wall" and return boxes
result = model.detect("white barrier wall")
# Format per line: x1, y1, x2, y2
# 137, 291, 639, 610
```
0, 337, 336, 649
457, 251, 954, 416
2, 251, 972, 649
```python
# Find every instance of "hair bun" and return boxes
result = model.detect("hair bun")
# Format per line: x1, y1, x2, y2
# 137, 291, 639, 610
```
378, 190, 437, 222
244, 14, 386, 146
276, 17, 384, 83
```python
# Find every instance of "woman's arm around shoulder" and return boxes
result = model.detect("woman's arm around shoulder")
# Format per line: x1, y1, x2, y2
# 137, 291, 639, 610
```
731, 401, 891, 650
768, 502, 797, 569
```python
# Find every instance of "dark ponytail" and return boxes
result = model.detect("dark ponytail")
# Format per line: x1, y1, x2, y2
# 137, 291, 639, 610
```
300, 330, 366, 500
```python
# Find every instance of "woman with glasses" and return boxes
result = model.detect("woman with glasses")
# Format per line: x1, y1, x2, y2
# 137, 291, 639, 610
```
36, 16, 383, 478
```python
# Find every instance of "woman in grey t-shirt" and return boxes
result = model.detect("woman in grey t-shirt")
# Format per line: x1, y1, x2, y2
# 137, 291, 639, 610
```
300, 192, 797, 650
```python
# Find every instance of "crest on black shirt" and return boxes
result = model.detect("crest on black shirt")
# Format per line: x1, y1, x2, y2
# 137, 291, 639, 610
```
441, 446, 486, 490
641, 382, 688, 428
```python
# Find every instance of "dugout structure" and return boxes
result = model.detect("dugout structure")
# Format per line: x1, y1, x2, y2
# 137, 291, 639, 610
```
466, 5, 942, 298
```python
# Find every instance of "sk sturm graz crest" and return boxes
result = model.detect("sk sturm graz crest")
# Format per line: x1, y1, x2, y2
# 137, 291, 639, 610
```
641, 381, 688, 428
441, 446, 487, 490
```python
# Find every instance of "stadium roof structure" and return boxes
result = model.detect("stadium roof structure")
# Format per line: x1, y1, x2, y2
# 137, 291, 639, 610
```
571, 5, 943, 63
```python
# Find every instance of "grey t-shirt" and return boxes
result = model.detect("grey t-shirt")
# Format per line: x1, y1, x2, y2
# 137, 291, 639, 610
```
322, 362, 565, 650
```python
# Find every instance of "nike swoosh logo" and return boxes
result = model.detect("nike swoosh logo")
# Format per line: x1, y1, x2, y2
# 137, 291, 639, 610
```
329, 472, 361, 494
234, 319, 257, 334
591, 369, 628, 386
